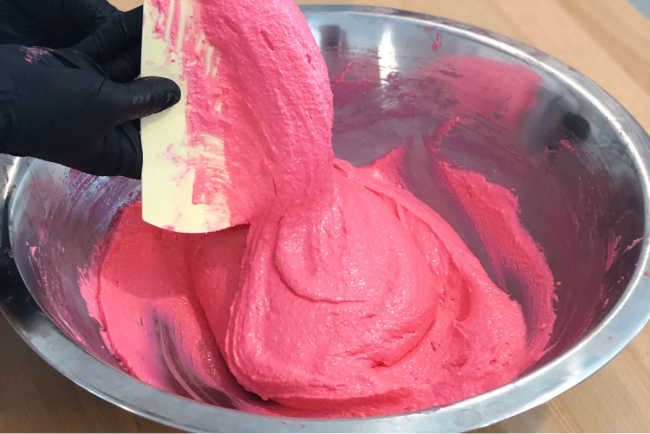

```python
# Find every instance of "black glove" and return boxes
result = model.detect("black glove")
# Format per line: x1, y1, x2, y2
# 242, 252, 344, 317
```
0, 0, 118, 48
0, 3, 180, 178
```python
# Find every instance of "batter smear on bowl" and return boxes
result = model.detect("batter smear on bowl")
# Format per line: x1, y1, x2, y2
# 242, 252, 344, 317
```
81, 0, 556, 418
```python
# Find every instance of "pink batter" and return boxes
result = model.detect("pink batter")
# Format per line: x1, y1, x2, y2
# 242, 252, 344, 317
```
81, 0, 556, 418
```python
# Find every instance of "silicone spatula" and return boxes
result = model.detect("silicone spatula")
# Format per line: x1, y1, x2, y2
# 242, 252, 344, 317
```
139, 0, 320, 234
139, 0, 232, 234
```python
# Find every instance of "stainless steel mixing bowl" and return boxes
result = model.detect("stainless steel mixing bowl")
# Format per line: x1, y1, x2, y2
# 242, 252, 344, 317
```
2, 5, 650, 432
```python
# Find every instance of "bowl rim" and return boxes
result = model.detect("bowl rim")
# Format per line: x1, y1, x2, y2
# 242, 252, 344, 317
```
2, 5, 650, 432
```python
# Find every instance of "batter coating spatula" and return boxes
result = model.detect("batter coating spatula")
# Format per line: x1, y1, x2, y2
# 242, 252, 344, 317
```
140, 0, 232, 234
140, 0, 330, 234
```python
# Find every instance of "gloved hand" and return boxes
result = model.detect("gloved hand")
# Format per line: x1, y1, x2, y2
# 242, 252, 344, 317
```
0, 2, 180, 179
0, 0, 117, 48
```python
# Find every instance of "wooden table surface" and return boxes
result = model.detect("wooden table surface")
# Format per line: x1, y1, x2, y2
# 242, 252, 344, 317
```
2, 0, 649, 432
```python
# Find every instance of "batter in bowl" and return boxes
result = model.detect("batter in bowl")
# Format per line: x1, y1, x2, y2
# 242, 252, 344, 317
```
81, 0, 556, 418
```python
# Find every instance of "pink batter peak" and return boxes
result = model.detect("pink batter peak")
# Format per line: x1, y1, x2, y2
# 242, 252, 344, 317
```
81, 0, 556, 419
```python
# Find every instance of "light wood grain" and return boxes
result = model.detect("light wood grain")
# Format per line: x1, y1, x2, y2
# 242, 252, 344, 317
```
2, 0, 649, 432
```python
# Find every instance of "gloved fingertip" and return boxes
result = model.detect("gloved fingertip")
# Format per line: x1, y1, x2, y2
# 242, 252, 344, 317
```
160, 79, 182, 111
116, 77, 182, 122
140, 76, 182, 113
75, 6, 144, 64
